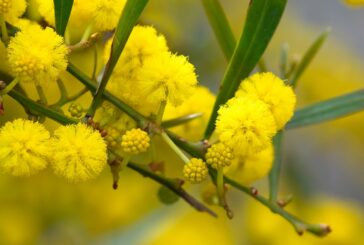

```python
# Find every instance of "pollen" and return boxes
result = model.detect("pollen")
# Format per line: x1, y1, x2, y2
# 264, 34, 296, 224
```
206, 143, 234, 169
183, 158, 208, 184
121, 128, 150, 155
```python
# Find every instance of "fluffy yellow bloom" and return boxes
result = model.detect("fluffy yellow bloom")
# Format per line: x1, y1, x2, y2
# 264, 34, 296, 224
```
227, 144, 273, 185
206, 143, 234, 169
0, 0, 26, 23
138, 52, 198, 107
236, 72, 296, 130
90, 0, 126, 31
51, 123, 107, 182
106, 25, 169, 116
183, 158, 208, 184
164, 86, 215, 141
216, 97, 277, 156
121, 128, 150, 155
7, 25, 68, 84
0, 119, 51, 176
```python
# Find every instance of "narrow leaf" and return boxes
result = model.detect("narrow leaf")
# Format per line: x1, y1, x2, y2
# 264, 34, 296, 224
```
53, 0, 74, 36
290, 28, 330, 87
269, 131, 283, 202
201, 0, 236, 60
162, 113, 203, 128
204, 0, 287, 138
287, 89, 364, 129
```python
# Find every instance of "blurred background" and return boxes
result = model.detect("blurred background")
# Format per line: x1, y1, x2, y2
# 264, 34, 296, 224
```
1, 0, 364, 244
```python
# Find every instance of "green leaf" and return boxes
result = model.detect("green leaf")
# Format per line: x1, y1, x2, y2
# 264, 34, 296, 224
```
204, 0, 287, 138
87, 0, 149, 117
201, 0, 236, 60
161, 113, 203, 128
53, 0, 74, 36
287, 89, 364, 129
268, 131, 283, 202
290, 28, 330, 87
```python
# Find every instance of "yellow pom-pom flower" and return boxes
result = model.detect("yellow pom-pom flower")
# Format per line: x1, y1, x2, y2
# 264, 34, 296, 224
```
105, 25, 169, 116
236, 72, 296, 130
138, 52, 198, 107
206, 143, 234, 169
7, 25, 68, 84
183, 158, 208, 184
216, 97, 277, 156
90, 0, 126, 31
121, 128, 150, 155
0, 0, 26, 23
227, 144, 274, 185
51, 123, 107, 182
0, 119, 51, 176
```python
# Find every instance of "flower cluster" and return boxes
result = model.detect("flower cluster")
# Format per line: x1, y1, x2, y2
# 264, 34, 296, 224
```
214, 72, 296, 184
0, 119, 108, 182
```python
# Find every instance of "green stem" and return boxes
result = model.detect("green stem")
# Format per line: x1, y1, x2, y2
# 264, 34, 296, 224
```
269, 131, 284, 202
161, 131, 190, 164
156, 99, 167, 125
217, 167, 224, 204
0, 14, 9, 44
36, 85, 48, 105
80, 22, 94, 42
0, 78, 19, 95
120, 156, 131, 170
225, 176, 330, 236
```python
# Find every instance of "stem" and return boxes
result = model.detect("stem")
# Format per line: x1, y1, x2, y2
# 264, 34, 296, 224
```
0, 14, 9, 44
225, 176, 330, 236
110, 149, 217, 217
92, 44, 98, 80
80, 22, 94, 42
36, 85, 48, 105
120, 156, 131, 170
156, 99, 167, 125
161, 131, 190, 164
217, 167, 224, 204
0, 78, 19, 95
269, 131, 284, 202
67, 63, 147, 126
161, 112, 203, 128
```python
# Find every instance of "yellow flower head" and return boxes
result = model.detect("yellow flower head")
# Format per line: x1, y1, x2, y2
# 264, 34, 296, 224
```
138, 52, 198, 107
0, 119, 51, 176
183, 158, 208, 184
91, 0, 126, 31
0, 0, 26, 23
164, 86, 215, 141
106, 25, 169, 116
227, 144, 274, 185
206, 142, 234, 169
216, 97, 277, 156
7, 25, 68, 84
121, 128, 150, 155
51, 123, 107, 182
236, 72, 296, 130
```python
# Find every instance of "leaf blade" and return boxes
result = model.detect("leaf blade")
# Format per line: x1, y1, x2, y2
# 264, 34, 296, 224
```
287, 89, 364, 129
53, 0, 74, 36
